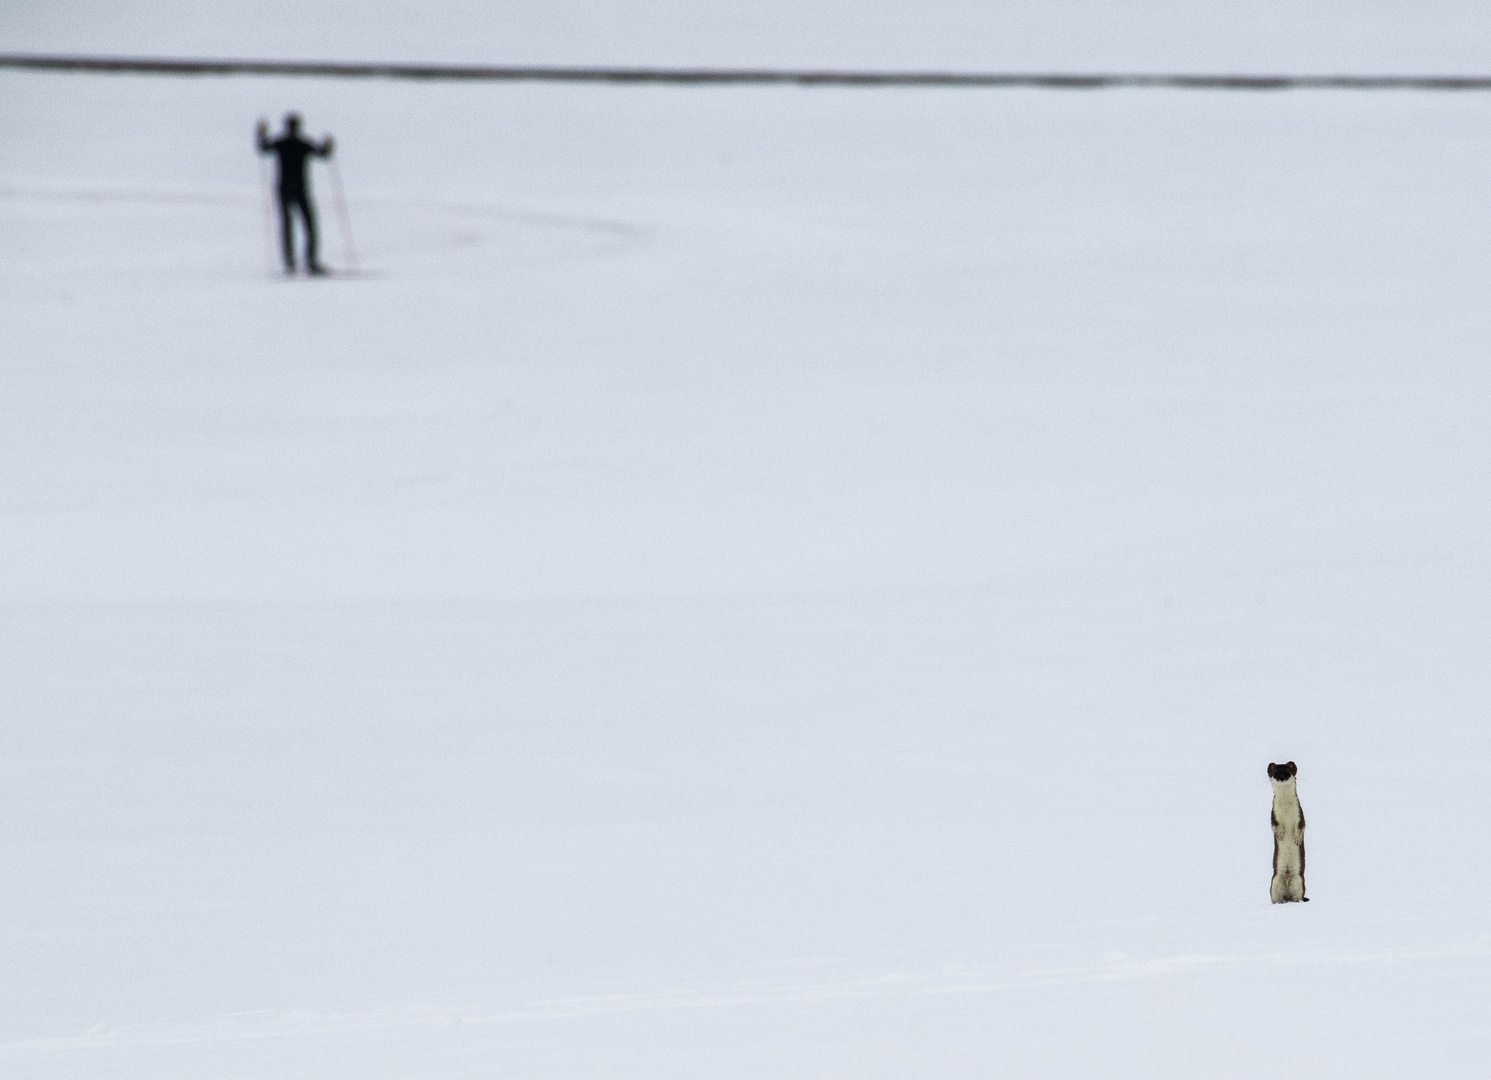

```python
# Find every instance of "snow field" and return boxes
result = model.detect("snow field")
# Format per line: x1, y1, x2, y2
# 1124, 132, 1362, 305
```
4, 62, 1491, 1077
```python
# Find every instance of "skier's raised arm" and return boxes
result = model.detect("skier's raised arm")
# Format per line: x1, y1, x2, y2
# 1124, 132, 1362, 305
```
316, 134, 335, 158
256, 119, 272, 153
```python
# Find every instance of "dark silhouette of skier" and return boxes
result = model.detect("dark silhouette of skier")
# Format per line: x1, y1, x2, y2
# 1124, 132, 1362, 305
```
257, 112, 334, 275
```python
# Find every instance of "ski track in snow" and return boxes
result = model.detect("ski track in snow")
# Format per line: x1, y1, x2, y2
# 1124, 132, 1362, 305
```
0, 181, 646, 242
6, 941, 1488, 1054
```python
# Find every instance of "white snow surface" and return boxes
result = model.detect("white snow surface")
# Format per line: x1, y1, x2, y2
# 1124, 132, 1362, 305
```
5, 5, 1491, 1077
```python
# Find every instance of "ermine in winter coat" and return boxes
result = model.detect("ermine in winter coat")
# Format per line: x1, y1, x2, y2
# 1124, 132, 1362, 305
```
1268, 761, 1308, 903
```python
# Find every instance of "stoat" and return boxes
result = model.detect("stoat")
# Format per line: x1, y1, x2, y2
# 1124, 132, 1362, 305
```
1268, 761, 1308, 903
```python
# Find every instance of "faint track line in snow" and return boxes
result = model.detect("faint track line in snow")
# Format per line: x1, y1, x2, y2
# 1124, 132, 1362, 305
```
0, 184, 642, 239
7, 943, 1487, 1055
0, 184, 644, 253
370, 195, 645, 241
0, 183, 246, 207
9, 54, 1491, 90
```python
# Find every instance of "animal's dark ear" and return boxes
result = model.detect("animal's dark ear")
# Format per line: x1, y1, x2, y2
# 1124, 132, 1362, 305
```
1286, 761, 1297, 775
1267, 762, 1278, 777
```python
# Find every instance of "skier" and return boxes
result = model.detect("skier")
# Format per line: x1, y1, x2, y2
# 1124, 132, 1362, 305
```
257, 112, 334, 275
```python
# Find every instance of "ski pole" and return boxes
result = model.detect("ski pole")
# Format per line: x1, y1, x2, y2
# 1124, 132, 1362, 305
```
327, 156, 361, 274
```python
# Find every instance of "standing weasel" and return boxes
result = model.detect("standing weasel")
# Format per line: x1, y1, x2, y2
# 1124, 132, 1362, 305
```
1268, 761, 1308, 903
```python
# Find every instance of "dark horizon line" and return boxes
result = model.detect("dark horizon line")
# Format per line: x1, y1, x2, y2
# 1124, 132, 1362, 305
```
6, 53, 1491, 89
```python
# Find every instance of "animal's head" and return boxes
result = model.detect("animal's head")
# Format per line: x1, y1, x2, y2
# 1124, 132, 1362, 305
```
1267, 761, 1298, 782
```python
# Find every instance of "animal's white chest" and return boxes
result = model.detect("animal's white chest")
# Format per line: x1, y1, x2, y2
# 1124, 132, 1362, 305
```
1270, 779, 1305, 896
1268, 768, 1307, 902
1272, 783, 1303, 843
